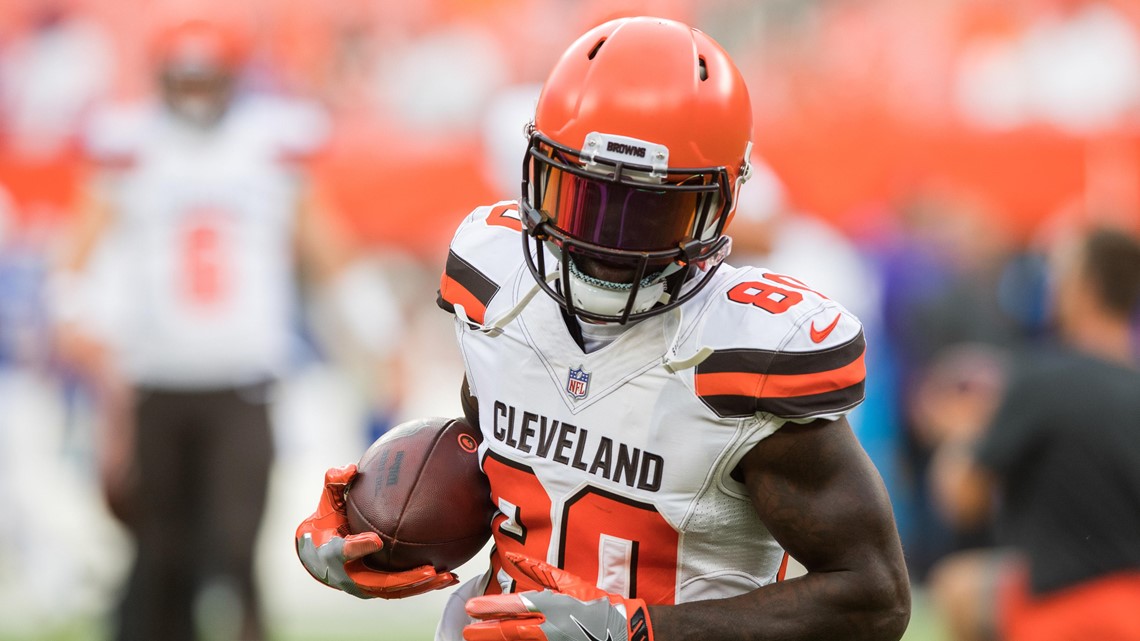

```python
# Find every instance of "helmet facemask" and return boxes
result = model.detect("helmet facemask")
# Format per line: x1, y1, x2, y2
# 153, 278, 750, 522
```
160, 64, 235, 128
520, 131, 734, 324
151, 20, 244, 130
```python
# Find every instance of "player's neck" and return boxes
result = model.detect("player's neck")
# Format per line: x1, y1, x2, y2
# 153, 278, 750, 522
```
1063, 313, 1136, 368
576, 317, 633, 353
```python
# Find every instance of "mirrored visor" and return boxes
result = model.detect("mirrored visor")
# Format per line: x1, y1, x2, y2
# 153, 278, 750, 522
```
535, 149, 717, 252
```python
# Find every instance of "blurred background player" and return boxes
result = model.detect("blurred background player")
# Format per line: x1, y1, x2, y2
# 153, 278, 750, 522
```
0, 0, 114, 160
926, 226, 1140, 641
49, 16, 402, 641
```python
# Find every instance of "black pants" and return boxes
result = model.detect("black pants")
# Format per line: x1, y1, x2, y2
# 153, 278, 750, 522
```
114, 384, 274, 641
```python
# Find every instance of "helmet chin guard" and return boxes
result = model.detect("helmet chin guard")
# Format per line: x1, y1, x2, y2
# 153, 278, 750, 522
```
566, 258, 668, 317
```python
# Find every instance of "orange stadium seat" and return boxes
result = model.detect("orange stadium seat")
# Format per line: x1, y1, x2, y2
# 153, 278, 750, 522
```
313, 119, 498, 259
0, 149, 83, 227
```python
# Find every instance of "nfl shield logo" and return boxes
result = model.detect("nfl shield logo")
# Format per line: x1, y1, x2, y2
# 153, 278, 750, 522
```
566, 365, 591, 400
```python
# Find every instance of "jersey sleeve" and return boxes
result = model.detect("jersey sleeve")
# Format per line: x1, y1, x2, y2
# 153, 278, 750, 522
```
691, 269, 867, 422
226, 96, 331, 164
265, 97, 331, 161
436, 201, 525, 325
82, 102, 151, 168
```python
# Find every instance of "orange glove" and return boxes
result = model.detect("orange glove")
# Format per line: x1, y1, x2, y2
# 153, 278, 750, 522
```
464, 551, 654, 641
294, 464, 459, 599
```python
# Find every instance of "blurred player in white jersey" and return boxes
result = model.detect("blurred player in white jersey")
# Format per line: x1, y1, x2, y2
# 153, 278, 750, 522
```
296, 16, 910, 641
51, 17, 397, 641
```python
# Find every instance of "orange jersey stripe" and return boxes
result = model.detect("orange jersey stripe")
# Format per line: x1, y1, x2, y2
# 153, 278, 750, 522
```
695, 352, 865, 399
777, 552, 791, 581
439, 274, 488, 325
486, 203, 522, 231
483, 552, 505, 595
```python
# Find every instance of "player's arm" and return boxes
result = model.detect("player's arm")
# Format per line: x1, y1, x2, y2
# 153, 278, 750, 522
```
929, 440, 996, 531
460, 375, 480, 430
650, 416, 911, 641
930, 359, 1029, 531
51, 181, 117, 376
50, 176, 138, 521
293, 181, 408, 428
293, 181, 357, 285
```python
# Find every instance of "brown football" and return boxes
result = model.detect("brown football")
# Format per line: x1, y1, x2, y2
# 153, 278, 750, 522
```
344, 416, 494, 573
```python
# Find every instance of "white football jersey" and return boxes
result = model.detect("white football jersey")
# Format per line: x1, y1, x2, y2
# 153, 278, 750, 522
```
83, 96, 328, 388
437, 202, 866, 610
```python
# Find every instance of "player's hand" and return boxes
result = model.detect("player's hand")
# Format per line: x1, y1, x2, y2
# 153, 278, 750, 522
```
295, 464, 459, 599
463, 551, 654, 641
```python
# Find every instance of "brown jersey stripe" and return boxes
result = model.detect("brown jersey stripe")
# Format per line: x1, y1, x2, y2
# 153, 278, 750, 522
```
697, 393, 758, 418
438, 250, 500, 324
444, 250, 500, 306
695, 351, 865, 399
697, 331, 865, 376
699, 381, 865, 419
756, 382, 865, 419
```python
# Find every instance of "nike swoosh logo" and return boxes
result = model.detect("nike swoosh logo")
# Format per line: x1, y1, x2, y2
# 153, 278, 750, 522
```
571, 616, 614, 641
810, 313, 842, 343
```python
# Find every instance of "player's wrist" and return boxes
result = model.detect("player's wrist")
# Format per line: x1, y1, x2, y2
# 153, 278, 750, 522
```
626, 598, 654, 641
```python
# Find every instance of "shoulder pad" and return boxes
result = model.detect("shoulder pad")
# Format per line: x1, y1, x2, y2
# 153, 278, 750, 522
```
437, 201, 525, 324
687, 266, 866, 421
231, 96, 331, 162
82, 102, 155, 168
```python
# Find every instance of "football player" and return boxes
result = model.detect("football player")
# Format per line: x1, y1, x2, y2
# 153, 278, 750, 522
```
297, 16, 911, 641
52, 16, 398, 641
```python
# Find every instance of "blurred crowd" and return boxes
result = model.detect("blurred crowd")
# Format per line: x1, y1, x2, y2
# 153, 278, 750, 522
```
0, 0, 1138, 639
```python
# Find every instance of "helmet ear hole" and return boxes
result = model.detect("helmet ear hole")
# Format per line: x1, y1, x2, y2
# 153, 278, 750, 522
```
698, 57, 708, 81
587, 38, 606, 60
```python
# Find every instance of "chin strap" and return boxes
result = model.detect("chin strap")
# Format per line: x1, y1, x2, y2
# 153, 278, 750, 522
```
455, 271, 560, 338
663, 346, 713, 373
661, 304, 713, 373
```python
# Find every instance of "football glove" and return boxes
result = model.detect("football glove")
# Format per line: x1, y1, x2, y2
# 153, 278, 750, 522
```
294, 464, 459, 599
463, 551, 654, 641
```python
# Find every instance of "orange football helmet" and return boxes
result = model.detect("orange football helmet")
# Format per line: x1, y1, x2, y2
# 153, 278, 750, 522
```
521, 16, 753, 323
150, 19, 248, 127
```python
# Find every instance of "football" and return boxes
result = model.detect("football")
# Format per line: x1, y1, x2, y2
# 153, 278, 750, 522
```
344, 416, 495, 573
